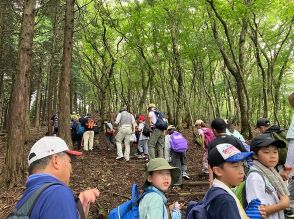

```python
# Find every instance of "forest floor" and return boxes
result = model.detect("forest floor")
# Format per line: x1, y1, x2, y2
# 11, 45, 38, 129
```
0, 127, 213, 218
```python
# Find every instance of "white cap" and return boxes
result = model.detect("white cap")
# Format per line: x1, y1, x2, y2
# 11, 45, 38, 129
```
28, 136, 82, 165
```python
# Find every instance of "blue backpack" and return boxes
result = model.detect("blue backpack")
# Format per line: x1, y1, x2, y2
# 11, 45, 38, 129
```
186, 188, 226, 219
108, 184, 164, 219
76, 122, 85, 135
154, 111, 168, 130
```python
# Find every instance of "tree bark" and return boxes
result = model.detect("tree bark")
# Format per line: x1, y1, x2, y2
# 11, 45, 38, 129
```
2, 0, 37, 187
58, 0, 75, 146
34, 63, 42, 128
47, 1, 59, 135
207, 0, 251, 137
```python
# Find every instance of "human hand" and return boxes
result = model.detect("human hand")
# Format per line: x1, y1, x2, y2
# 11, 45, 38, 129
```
79, 188, 100, 217
278, 194, 290, 209
258, 205, 266, 218
280, 169, 291, 181
169, 201, 182, 213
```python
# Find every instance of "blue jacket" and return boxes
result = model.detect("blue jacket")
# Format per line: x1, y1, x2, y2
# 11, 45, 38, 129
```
139, 186, 181, 219
16, 174, 80, 219
207, 187, 241, 219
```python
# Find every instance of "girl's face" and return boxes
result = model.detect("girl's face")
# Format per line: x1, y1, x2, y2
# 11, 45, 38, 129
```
254, 145, 279, 168
148, 169, 172, 191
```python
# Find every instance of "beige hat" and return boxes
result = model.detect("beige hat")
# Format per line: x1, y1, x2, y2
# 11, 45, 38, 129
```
195, 119, 204, 125
167, 125, 176, 130
147, 103, 156, 109
145, 158, 181, 185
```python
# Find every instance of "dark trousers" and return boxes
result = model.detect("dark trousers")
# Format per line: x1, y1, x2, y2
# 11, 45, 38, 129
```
170, 150, 187, 185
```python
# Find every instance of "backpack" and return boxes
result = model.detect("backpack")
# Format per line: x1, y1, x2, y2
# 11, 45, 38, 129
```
108, 184, 164, 219
6, 182, 85, 219
87, 118, 95, 129
186, 188, 226, 219
76, 122, 85, 135
170, 132, 188, 153
201, 128, 215, 148
153, 111, 168, 130
233, 169, 267, 208
142, 124, 151, 137
265, 125, 289, 165
6, 183, 85, 219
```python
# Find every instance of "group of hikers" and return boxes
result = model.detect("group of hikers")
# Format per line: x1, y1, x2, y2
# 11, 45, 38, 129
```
7, 92, 294, 219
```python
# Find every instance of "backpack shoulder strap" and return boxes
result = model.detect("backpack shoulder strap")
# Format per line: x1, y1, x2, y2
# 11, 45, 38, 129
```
203, 188, 227, 207
74, 194, 86, 219
15, 182, 61, 216
138, 188, 166, 218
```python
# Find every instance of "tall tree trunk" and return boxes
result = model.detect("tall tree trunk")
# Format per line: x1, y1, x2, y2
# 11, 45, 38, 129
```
170, 19, 184, 129
47, 1, 59, 135
34, 64, 42, 128
2, 0, 36, 187
207, 0, 251, 137
58, 0, 74, 146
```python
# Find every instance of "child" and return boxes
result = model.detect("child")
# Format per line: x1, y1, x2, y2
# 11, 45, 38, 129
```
104, 120, 115, 150
247, 134, 290, 219
280, 92, 294, 215
194, 119, 215, 174
139, 158, 181, 219
207, 143, 255, 219
137, 115, 149, 159
166, 125, 190, 184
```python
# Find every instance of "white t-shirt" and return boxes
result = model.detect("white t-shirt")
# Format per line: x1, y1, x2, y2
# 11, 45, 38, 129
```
246, 172, 283, 219
227, 129, 245, 142
164, 135, 171, 162
148, 110, 157, 125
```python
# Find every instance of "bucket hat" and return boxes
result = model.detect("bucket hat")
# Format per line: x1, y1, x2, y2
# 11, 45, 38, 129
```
144, 158, 181, 185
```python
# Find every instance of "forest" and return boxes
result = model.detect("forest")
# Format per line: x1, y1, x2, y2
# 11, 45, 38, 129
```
0, 0, 293, 192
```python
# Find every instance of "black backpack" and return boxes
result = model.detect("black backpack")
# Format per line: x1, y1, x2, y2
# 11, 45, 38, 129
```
154, 111, 168, 130
6, 183, 85, 219
265, 125, 288, 165
142, 124, 151, 137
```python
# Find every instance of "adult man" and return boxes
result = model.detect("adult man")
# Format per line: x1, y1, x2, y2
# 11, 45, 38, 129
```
208, 118, 246, 152
114, 106, 136, 161
50, 113, 59, 135
82, 114, 95, 151
147, 103, 166, 159
255, 118, 271, 134
13, 136, 100, 219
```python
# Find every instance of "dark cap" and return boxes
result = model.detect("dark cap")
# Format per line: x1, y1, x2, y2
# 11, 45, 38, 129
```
211, 118, 226, 132
250, 134, 286, 151
208, 143, 253, 168
255, 118, 270, 128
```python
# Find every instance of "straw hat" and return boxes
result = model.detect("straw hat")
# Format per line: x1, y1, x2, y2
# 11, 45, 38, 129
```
147, 103, 156, 109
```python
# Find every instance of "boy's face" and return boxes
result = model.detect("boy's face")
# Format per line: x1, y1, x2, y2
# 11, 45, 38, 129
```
213, 161, 245, 187
256, 126, 268, 134
147, 169, 172, 192
254, 145, 279, 168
